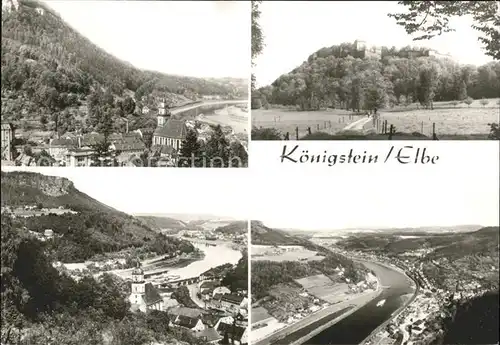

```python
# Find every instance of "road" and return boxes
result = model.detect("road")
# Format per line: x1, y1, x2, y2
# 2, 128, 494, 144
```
171, 99, 247, 115
187, 283, 206, 309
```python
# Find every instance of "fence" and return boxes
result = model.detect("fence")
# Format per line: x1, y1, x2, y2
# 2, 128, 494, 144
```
375, 118, 440, 140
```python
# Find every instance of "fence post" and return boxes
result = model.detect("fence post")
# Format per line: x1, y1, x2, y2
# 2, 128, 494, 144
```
295, 126, 299, 140
388, 124, 394, 140
285, 132, 289, 140
421, 121, 424, 134
308, 127, 312, 135
317, 124, 320, 131
432, 122, 438, 140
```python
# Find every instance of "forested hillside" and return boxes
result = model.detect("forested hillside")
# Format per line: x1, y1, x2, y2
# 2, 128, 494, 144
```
254, 42, 500, 112
1, 171, 196, 262
1, 0, 241, 134
0, 215, 203, 345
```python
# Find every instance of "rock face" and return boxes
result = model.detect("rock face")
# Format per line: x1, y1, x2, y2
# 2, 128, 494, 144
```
2, 171, 73, 196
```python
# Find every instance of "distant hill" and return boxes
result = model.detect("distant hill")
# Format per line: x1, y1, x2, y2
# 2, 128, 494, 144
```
1, 0, 245, 133
1, 171, 195, 262
251, 220, 301, 245
214, 221, 248, 235
336, 226, 499, 260
136, 215, 188, 231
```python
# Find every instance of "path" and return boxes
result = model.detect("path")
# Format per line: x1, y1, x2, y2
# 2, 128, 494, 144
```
341, 115, 374, 133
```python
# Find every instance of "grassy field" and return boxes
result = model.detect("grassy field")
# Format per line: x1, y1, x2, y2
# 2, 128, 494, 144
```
252, 108, 363, 138
295, 274, 350, 303
252, 98, 499, 139
252, 245, 325, 262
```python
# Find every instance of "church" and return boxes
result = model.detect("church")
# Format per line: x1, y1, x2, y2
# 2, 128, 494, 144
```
152, 102, 188, 152
128, 266, 164, 313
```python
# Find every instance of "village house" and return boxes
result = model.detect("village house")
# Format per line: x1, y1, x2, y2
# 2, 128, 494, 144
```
152, 104, 187, 151
216, 320, 248, 345
168, 307, 205, 332
212, 286, 231, 297
212, 294, 247, 314
1, 122, 15, 161
195, 327, 223, 344
129, 267, 164, 313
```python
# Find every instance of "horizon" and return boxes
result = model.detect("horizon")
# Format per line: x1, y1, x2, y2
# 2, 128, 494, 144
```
254, 222, 494, 233
42, 0, 250, 79
254, 1, 496, 87
1, 167, 249, 220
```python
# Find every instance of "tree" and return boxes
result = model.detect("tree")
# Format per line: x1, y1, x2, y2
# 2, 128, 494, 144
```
464, 97, 474, 107
388, 1, 500, 60
251, 97, 262, 109
205, 125, 230, 168
178, 129, 202, 167
251, 1, 265, 91
457, 80, 468, 101
90, 140, 118, 167
488, 123, 500, 140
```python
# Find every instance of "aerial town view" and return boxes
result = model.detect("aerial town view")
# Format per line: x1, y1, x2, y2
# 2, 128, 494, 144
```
249, 155, 499, 345
1, 0, 249, 167
251, 1, 500, 140
0, 168, 249, 344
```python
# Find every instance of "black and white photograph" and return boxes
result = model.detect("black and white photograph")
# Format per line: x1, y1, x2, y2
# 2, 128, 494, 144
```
251, 1, 500, 140
1, 167, 249, 344
1, 0, 250, 167
249, 160, 499, 345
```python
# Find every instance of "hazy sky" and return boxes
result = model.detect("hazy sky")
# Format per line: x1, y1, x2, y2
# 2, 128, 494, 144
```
250, 142, 500, 230
44, 0, 250, 78
1, 167, 249, 219
254, 1, 496, 87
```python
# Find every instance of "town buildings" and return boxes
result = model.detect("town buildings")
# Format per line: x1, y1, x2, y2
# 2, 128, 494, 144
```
48, 131, 146, 167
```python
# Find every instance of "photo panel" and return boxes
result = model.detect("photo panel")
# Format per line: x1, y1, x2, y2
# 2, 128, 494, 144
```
249, 142, 499, 345
251, 1, 499, 141
2, 0, 250, 168
1, 166, 250, 343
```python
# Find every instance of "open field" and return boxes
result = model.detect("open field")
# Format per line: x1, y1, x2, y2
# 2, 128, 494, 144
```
380, 106, 498, 136
252, 245, 324, 262
252, 108, 362, 137
295, 274, 351, 304
252, 98, 499, 139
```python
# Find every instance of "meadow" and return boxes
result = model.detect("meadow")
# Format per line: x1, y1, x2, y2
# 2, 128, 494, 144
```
252, 98, 499, 139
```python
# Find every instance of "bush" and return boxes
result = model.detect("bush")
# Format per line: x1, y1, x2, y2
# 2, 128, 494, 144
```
480, 98, 489, 107
251, 127, 282, 140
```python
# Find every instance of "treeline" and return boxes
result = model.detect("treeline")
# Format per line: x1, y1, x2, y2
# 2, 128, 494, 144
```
253, 42, 500, 111
1, 0, 235, 129
177, 126, 248, 168
14, 213, 195, 262
221, 251, 248, 292
252, 254, 367, 299
0, 216, 204, 345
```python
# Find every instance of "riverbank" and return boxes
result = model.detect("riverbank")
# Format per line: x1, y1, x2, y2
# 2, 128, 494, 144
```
253, 272, 383, 345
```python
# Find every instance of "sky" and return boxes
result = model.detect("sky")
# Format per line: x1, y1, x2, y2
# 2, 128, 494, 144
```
254, 1, 496, 87
43, 0, 250, 79
1, 167, 249, 219
249, 142, 500, 231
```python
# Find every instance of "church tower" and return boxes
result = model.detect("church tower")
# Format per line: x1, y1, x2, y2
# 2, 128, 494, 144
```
130, 266, 146, 306
157, 101, 171, 127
